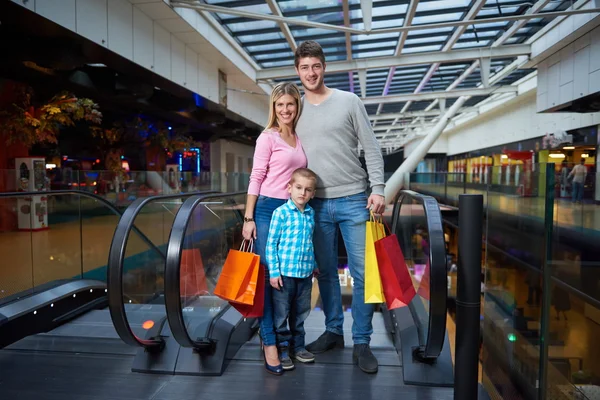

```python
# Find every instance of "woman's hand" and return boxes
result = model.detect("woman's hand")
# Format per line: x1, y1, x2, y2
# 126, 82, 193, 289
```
242, 221, 257, 241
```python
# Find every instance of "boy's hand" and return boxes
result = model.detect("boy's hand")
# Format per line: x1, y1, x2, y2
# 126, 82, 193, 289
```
313, 268, 320, 277
270, 276, 283, 290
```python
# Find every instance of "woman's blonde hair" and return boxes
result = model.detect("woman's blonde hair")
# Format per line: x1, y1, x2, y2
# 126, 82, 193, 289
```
265, 82, 302, 134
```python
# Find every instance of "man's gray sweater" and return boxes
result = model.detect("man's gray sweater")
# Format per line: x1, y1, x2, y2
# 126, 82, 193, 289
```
296, 89, 385, 199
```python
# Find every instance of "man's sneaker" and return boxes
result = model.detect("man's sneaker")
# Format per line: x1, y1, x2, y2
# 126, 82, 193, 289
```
352, 344, 378, 374
306, 331, 344, 354
290, 348, 315, 363
279, 348, 295, 370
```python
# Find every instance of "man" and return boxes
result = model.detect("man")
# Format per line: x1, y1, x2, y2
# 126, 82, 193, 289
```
294, 40, 385, 374
568, 158, 587, 203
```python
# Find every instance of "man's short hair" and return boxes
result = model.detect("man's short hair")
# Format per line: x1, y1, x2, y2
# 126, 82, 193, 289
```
294, 40, 326, 68
290, 168, 318, 187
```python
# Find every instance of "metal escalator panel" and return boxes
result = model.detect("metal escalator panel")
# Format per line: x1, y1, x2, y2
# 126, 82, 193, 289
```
107, 191, 214, 349
164, 192, 247, 350
392, 190, 447, 360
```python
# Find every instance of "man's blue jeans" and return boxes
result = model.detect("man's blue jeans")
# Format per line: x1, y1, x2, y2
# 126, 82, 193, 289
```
572, 181, 583, 202
310, 192, 373, 345
272, 276, 313, 352
254, 195, 286, 346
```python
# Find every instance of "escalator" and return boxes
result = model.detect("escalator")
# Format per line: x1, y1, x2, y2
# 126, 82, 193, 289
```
0, 190, 459, 399
0, 190, 211, 352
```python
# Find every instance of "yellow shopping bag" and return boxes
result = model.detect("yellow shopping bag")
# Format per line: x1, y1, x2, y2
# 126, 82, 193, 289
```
365, 212, 386, 303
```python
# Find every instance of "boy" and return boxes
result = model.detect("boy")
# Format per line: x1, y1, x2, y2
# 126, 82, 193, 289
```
265, 167, 318, 371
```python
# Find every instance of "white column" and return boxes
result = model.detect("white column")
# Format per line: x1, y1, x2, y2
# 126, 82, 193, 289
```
384, 96, 468, 203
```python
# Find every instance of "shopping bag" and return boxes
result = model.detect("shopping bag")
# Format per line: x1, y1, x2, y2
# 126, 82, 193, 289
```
230, 263, 265, 318
417, 259, 431, 301
365, 212, 386, 304
180, 248, 208, 297
375, 233, 416, 310
214, 240, 260, 305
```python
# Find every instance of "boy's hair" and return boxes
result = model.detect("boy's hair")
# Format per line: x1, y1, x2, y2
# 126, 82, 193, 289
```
290, 168, 317, 187
294, 40, 326, 68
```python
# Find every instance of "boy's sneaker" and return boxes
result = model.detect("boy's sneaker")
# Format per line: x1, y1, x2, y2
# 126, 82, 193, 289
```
290, 348, 315, 363
279, 348, 295, 370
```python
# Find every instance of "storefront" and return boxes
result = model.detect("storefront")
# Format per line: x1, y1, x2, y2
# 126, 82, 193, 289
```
447, 125, 598, 199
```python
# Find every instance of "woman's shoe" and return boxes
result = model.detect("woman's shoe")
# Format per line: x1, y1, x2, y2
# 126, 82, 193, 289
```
261, 339, 283, 375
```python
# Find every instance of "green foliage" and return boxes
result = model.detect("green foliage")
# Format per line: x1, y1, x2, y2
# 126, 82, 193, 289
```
1, 87, 102, 148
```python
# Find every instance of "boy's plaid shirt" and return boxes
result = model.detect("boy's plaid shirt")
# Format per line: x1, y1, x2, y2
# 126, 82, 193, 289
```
265, 199, 316, 279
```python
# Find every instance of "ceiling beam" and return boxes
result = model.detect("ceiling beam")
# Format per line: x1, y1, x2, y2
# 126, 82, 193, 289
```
361, 86, 516, 104
374, 0, 419, 122
256, 44, 531, 79
342, 0, 354, 94
266, 0, 297, 52
369, 107, 479, 120
361, 0, 373, 32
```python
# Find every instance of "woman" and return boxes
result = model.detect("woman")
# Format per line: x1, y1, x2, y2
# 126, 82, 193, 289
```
242, 82, 306, 375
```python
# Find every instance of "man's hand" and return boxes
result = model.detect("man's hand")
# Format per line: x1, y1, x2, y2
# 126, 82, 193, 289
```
366, 194, 386, 215
270, 276, 283, 290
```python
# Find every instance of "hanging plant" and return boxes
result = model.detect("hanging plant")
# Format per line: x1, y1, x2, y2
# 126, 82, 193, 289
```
1, 86, 102, 148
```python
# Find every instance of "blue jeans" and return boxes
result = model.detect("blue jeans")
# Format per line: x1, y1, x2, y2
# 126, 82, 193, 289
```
254, 195, 286, 346
572, 181, 583, 202
272, 276, 312, 352
310, 192, 372, 344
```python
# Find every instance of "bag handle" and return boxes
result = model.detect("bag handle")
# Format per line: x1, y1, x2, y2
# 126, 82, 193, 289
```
370, 211, 392, 236
239, 239, 254, 253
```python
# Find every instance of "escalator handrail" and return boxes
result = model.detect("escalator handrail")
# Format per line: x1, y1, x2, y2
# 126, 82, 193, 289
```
391, 189, 447, 359
164, 191, 246, 349
0, 189, 163, 261
107, 190, 216, 348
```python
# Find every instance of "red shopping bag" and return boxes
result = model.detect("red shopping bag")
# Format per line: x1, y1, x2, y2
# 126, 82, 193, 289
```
214, 240, 260, 305
417, 259, 431, 301
374, 233, 417, 310
230, 264, 265, 318
180, 249, 208, 297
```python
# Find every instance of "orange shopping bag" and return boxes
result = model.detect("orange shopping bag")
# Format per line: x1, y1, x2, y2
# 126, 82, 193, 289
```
180, 249, 208, 297
214, 240, 260, 305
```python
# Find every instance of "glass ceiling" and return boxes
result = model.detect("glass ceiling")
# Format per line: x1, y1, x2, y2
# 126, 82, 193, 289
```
190, 0, 572, 152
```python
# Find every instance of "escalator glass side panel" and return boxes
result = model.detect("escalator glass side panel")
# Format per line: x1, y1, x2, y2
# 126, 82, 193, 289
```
0, 188, 139, 305
181, 193, 246, 344
117, 193, 213, 344
395, 190, 447, 359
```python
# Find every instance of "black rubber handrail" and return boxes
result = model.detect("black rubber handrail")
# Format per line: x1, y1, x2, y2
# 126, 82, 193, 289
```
107, 190, 216, 348
164, 191, 246, 349
391, 189, 447, 359
0, 190, 163, 260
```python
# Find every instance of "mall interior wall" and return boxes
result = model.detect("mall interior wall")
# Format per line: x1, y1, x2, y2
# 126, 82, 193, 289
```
210, 139, 254, 193
10, 0, 269, 127
442, 89, 600, 156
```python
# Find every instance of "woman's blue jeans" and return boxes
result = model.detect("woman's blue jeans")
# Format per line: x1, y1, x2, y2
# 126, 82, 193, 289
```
254, 195, 286, 346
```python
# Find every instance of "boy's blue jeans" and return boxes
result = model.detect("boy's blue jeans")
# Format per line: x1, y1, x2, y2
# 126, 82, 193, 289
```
254, 195, 286, 347
310, 192, 373, 345
272, 276, 313, 352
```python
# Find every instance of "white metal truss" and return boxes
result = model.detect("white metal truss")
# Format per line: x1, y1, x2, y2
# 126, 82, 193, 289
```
380, 0, 486, 137
266, 0, 297, 52
172, 1, 599, 36
172, 0, 600, 152
362, 86, 516, 104
391, 0, 553, 148
343, 0, 354, 94
256, 45, 531, 80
